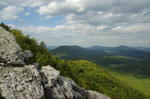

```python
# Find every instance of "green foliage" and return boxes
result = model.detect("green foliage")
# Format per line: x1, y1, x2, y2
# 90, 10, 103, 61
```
51, 46, 150, 77
99, 56, 150, 77
0, 23, 11, 31
3, 23, 149, 99
10, 29, 63, 67
63, 60, 148, 99
50, 45, 108, 60
110, 71, 150, 97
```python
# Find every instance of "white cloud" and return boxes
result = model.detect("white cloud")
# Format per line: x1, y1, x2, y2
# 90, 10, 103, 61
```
1, 0, 150, 47
96, 25, 108, 30
111, 24, 150, 33
37, 0, 150, 29
0, 0, 47, 7
18, 23, 106, 45
21, 26, 52, 34
25, 12, 30, 16
0, 6, 24, 21
18, 21, 150, 47
38, 0, 83, 16
38, 0, 150, 16
8, 24, 16, 29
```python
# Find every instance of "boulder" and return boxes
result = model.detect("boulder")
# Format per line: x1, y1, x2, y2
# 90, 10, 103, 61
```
0, 65, 44, 99
0, 27, 25, 66
40, 66, 110, 99
41, 66, 87, 99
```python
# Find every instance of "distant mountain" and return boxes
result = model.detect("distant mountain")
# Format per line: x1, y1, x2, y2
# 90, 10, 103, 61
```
50, 45, 109, 60
135, 47, 150, 52
47, 46, 57, 51
143, 48, 150, 52
89, 45, 150, 59
51, 45, 150, 77
111, 46, 150, 59
88, 46, 113, 50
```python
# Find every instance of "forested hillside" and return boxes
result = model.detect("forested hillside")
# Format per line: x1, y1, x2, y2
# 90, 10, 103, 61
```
0, 23, 149, 99
51, 45, 150, 77
51, 45, 109, 60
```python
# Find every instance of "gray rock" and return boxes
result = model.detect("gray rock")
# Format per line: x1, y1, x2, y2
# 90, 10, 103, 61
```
24, 50, 33, 63
41, 66, 110, 99
0, 65, 45, 99
0, 65, 111, 99
87, 90, 111, 99
41, 66, 87, 99
24, 50, 33, 60
0, 27, 25, 66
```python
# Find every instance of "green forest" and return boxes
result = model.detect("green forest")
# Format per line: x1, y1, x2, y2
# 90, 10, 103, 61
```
0, 23, 149, 99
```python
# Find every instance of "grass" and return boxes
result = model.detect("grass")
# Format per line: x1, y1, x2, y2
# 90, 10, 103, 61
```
110, 71, 150, 97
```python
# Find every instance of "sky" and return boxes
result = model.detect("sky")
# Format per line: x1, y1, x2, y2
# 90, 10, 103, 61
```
0, 0, 150, 47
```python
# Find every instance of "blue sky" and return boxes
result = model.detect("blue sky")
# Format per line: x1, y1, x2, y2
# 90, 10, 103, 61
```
0, 0, 150, 47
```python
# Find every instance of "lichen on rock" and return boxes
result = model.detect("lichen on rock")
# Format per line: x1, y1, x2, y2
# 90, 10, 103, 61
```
0, 65, 45, 99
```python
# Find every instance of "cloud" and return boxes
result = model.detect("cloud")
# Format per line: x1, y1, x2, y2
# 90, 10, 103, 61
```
0, 6, 24, 21
111, 24, 150, 33
18, 24, 107, 45
21, 26, 52, 34
18, 21, 150, 47
38, 0, 150, 15
0, 0, 45, 7
1, 0, 150, 47
25, 12, 30, 16
8, 24, 16, 28
37, 0, 150, 30
0, 0, 54, 20
38, 0, 83, 16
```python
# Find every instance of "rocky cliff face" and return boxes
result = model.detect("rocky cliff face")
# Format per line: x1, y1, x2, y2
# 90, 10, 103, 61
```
0, 26, 110, 99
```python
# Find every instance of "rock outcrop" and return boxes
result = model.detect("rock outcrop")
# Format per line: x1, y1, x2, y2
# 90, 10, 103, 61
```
0, 65, 44, 99
41, 66, 110, 99
0, 26, 110, 99
0, 27, 25, 66
41, 66, 87, 99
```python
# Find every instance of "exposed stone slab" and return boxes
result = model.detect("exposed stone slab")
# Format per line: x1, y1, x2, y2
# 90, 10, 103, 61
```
0, 27, 25, 66
0, 65, 44, 99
